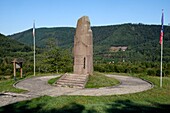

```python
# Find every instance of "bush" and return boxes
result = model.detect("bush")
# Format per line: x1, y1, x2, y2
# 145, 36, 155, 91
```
105, 64, 114, 72
165, 70, 170, 77
147, 68, 156, 76
155, 69, 165, 77
94, 64, 107, 72
5, 68, 12, 75
114, 65, 125, 73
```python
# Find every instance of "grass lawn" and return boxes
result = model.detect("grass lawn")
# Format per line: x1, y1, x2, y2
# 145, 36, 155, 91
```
48, 72, 120, 88
48, 76, 60, 85
0, 79, 25, 93
0, 73, 60, 93
0, 73, 170, 113
85, 72, 120, 88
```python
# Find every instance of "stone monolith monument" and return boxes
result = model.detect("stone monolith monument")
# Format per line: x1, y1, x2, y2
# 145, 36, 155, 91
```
73, 16, 93, 75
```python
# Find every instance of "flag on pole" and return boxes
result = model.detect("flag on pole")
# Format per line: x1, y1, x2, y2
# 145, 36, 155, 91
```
160, 9, 164, 87
33, 21, 36, 76
33, 22, 35, 38
159, 9, 164, 45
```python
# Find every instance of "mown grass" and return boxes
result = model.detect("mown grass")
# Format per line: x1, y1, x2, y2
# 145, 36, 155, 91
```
48, 76, 60, 85
0, 73, 61, 93
85, 72, 120, 88
0, 73, 170, 112
0, 79, 25, 93
47, 72, 120, 88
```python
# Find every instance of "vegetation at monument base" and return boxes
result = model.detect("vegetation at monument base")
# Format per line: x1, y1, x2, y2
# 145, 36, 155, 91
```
0, 74, 170, 113
85, 72, 120, 88
0, 23, 170, 78
48, 72, 120, 88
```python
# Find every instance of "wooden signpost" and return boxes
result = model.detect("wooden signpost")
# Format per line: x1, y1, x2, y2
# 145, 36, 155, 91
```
12, 59, 23, 80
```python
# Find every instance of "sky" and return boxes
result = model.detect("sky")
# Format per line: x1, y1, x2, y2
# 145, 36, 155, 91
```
0, 0, 170, 35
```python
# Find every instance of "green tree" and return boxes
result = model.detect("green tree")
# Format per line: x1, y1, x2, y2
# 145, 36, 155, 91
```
43, 48, 72, 73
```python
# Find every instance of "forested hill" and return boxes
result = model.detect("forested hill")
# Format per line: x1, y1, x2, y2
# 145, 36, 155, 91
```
9, 24, 170, 62
0, 33, 31, 57
9, 27, 75, 48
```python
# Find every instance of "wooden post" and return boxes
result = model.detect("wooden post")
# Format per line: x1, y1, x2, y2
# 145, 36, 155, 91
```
13, 62, 16, 80
12, 58, 23, 80
20, 68, 22, 78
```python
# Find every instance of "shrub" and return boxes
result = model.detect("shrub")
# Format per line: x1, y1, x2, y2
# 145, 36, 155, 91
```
155, 69, 165, 77
94, 64, 106, 72
164, 70, 170, 77
147, 68, 156, 76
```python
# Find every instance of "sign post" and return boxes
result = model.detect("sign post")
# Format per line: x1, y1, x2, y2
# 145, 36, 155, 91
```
12, 59, 23, 80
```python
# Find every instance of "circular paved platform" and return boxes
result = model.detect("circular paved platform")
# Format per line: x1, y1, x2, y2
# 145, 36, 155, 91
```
0, 74, 153, 107
15, 74, 153, 96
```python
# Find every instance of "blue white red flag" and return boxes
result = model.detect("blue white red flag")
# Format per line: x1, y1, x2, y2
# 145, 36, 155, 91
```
160, 9, 164, 45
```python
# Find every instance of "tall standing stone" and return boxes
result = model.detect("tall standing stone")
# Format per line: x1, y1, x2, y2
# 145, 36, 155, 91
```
73, 16, 93, 75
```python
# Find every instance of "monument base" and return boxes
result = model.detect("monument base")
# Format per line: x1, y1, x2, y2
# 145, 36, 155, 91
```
55, 73, 89, 89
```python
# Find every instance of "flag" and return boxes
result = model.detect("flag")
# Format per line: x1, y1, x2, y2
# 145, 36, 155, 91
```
159, 9, 164, 45
33, 21, 36, 76
33, 22, 35, 38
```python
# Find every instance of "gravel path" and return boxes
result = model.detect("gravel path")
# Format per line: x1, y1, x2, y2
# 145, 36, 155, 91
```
0, 74, 153, 107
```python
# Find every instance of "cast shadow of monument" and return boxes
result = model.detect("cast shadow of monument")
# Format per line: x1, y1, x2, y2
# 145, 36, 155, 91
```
106, 99, 170, 113
0, 99, 169, 113
0, 101, 87, 113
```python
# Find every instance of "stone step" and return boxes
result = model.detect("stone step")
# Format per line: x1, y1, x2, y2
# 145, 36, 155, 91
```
56, 82, 84, 87
59, 76, 87, 79
57, 80, 85, 84
56, 84, 84, 88
55, 74, 89, 89
57, 83, 84, 87
62, 76, 87, 79
56, 82, 85, 88
61, 77, 87, 80
58, 78, 86, 81
57, 76, 87, 81
56, 82, 85, 87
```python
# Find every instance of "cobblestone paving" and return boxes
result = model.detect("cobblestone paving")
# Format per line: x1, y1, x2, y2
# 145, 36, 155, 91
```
0, 74, 153, 107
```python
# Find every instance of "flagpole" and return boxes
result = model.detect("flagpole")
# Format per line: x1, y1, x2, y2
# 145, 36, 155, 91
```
160, 39, 163, 87
33, 21, 36, 76
160, 9, 164, 88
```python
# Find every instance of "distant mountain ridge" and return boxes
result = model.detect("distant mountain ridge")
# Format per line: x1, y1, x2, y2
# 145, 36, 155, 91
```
9, 27, 75, 48
0, 33, 31, 57
8, 23, 170, 62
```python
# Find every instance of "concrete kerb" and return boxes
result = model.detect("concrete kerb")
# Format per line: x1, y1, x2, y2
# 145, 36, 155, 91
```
104, 75, 123, 89
138, 77, 154, 89
13, 76, 38, 90
13, 74, 153, 97
65, 75, 153, 96
119, 74, 155, 89
107, 74, 154, 89
0, 74, 154, 107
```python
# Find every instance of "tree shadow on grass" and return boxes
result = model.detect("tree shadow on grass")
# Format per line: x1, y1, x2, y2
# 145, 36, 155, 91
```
0, 99, 169, 113
106, 99, 170, 113
0, 101, 85, 113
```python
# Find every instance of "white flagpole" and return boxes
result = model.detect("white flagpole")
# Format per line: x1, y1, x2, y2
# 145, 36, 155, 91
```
160, 9, 164, 88
33, 21, 36, 76
160, 39, 163, 87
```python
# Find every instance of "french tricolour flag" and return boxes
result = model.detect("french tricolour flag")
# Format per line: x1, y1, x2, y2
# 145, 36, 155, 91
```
159, 9, 164, 45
